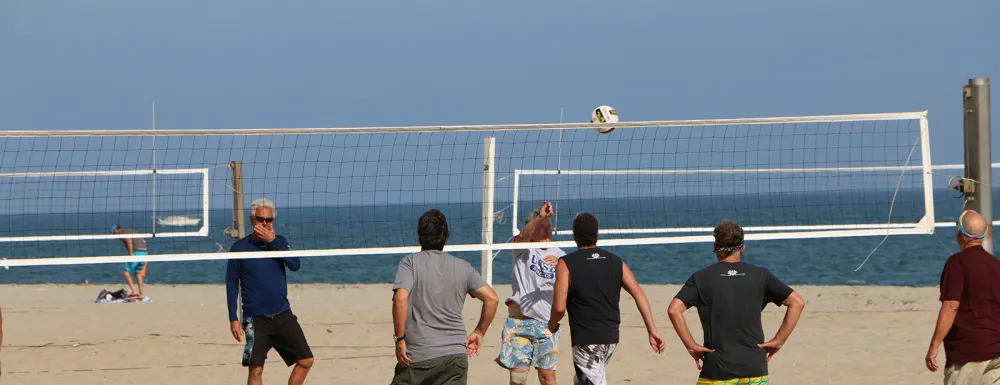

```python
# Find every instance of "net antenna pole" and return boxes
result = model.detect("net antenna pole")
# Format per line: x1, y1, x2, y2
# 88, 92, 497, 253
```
963, 78, 993, 254
151, 102, 157, 236
226, 161, 247, 240
482, 137, 496, 286
554, 106, 564, 234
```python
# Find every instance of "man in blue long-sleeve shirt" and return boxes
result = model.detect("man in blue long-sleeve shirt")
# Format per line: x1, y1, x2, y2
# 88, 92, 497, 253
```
226, 198, 313, 385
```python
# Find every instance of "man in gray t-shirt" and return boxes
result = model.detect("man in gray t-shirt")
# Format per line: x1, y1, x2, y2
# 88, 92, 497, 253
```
391, 209, 499, 385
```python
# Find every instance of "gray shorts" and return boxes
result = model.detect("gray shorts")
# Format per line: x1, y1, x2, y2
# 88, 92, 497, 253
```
572, 344, 617, 385
391, 353, 468, 385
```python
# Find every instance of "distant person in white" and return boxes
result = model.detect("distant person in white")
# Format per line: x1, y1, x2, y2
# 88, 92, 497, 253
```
495, 201, 564, 385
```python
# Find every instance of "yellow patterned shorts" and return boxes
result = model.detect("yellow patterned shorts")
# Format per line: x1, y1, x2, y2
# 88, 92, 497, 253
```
494, 317, 559, 370
697, 376, 768, 384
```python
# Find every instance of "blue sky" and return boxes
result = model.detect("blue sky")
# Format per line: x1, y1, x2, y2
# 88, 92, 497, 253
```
1, 0, 996, 150
0, 0, 997, 213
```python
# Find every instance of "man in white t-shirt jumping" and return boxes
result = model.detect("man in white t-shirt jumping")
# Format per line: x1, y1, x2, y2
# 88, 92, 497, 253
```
495, 201, 565, 385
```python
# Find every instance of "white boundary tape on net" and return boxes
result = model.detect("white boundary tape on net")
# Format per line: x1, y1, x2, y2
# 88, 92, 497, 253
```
0, 111, 927, 137
1, 225, 933, 268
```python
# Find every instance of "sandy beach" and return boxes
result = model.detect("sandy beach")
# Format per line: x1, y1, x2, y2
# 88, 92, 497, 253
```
0, 283, 945, 384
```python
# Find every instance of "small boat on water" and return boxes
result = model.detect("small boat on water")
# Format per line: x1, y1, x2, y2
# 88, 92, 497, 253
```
157, 216, 201, 227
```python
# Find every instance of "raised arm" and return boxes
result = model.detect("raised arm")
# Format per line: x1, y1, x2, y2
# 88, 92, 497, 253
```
516, 214, 546, 243
514, 201, 554, 263
548, 258, 570, 333
622, 262, 665, 353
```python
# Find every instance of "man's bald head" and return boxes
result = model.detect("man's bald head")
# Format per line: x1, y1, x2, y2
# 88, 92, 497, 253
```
958, 210, 988, 243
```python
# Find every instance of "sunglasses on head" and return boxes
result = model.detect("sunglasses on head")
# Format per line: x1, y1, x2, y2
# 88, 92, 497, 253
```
958, 210, 983, 240
715, 243, 745, 253
252, 215, 275, 223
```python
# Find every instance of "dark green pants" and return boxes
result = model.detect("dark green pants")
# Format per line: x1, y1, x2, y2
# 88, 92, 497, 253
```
391, 354, 468, 385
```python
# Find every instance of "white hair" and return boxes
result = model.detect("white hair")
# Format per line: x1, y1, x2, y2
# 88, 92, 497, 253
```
250, 198, 277, 216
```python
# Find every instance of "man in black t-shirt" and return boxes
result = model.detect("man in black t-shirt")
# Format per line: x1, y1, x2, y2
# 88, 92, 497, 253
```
548, 212, 666, 385
667, 220, 805, 384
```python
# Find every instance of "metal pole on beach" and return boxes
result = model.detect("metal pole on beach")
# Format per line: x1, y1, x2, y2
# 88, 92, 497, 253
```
228, 161, 247, 240
481, 137, 496, 286
963, 78, 992, 254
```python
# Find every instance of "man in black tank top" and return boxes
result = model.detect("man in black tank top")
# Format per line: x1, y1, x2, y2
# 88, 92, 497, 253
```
548, 213, 666, 385
667, 220, 805, 384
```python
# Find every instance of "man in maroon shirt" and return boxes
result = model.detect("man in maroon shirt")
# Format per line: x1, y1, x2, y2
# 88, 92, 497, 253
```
926, 209, 1000, 384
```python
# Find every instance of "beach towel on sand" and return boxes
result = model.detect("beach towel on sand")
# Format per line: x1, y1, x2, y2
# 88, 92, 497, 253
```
94, 289, 152, 303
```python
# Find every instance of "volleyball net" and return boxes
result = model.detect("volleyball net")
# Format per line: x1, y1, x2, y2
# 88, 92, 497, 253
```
0, 111, 935, 278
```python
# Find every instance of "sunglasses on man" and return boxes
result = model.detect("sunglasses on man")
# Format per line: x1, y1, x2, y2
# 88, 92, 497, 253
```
252, 215, 275, 223
957, 210, 984, 240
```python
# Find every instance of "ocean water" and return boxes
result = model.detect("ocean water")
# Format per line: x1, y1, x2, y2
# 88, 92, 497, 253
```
0, 189, 989, 287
